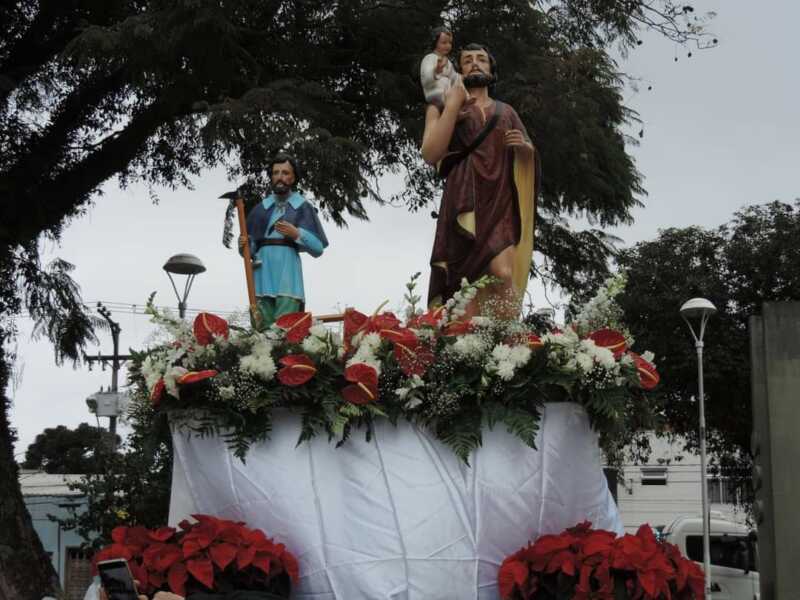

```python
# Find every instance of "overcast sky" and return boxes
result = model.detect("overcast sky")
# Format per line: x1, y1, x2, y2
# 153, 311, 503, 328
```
9, 1, 800, 457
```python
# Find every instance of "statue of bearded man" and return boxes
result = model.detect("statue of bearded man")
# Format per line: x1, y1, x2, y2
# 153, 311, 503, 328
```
421, 43, 538, 318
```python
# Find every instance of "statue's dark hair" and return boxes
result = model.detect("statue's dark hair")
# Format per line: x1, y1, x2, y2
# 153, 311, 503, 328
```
268, 153, 301, 182
430, 26, 453, 52
457, 43, 498, 82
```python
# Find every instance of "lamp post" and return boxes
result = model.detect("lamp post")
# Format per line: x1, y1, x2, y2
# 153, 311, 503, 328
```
680, 297, 717, 599
163, 253, 206, 318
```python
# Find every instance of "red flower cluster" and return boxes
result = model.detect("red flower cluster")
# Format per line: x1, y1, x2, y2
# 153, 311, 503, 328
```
498, 522, 704, 600
586, 328, 660, 391
92, 515, 299, 598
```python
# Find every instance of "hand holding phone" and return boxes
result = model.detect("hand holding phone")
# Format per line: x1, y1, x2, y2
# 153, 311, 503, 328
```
96, 558, 140, 600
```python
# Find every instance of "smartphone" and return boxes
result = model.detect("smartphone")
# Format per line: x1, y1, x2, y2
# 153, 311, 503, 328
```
96, 558, 139, 600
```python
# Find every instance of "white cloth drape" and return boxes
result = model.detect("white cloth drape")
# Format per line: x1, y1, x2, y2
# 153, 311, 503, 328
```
169, 402, 623, 600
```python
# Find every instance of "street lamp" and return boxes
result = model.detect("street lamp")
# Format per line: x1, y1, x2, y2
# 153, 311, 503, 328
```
163, 253, 206, 318
680, 297, 717, 599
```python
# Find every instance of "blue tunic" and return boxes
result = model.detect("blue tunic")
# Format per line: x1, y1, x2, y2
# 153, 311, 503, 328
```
246, 192, 328, 302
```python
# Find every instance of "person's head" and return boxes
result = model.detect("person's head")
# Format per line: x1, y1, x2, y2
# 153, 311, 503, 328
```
457, 43, 497, 89
268, 153, 300, 196
430, 27, 453, 56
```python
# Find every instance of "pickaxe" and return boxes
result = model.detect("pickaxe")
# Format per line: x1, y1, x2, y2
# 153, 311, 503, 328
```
219, 189, 261, 328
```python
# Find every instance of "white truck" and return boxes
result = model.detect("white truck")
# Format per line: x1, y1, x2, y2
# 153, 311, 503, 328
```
661, 515, 759, 600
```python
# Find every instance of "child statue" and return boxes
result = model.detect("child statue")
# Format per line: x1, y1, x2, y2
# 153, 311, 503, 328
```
419, 27, 460, 109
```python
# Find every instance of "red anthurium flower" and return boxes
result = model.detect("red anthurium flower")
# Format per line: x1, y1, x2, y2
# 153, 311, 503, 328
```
177, 370, 218, 386
366, 312, 401, 334
343, 309, 369, 352
408, 305, 445, 329
380, 327, 417, 346
150, 378, 166, 407
193, 312, 229, 346
443, 319, 474, 336
276, 354, 317, 386
588, 328, 628, 357
276, 311, 313, 343
395, 340, 435, 377
628, 351, 660, 390
341, 363, 379, 404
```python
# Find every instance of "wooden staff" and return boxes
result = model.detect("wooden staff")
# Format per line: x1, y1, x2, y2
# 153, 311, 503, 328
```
220, 190, 260, 326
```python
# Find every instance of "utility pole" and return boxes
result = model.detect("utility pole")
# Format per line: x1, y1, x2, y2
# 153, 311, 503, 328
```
86, 302, 132, 442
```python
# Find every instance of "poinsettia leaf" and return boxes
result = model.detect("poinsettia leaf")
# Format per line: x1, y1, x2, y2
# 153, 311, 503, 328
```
148, 527, 176, 543
209, 542, 238, 570
252, 553, 271, 576
497, 559, 528, 599
281, 550, 300, 583
186, 557, 214, 589
167, 562, 188, 597
237, 546, 256, 570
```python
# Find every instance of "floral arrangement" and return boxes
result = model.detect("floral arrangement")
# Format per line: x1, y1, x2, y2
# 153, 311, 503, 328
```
92, 514, 298, 598
131, 274, 659, 461
498, 521, 705, 600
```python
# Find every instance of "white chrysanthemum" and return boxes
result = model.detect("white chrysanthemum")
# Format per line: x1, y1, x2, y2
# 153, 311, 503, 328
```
593, 346, 617, 370
450, 334, 487, 359
509, 345, 532, 367
491, 344, 513, 362
301, 335, 328, 356
642, 351, 655, 364
576, 352, 594, 373
620, 353, 634, 367
239, 339, 277, 381
496, 360, 516, 381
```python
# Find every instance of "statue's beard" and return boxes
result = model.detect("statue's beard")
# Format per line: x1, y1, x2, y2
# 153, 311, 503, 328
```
271, 182, 292, 195
463, 72, 493, 89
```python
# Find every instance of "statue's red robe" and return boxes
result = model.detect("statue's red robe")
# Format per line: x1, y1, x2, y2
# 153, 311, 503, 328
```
428, 101, 538, 308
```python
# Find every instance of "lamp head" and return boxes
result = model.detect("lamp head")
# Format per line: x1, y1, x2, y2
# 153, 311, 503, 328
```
680, 297, 717, 320
163, 253, 206, 276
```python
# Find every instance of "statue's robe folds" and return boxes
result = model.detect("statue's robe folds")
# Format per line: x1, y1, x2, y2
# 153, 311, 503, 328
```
428, 101, 538, 307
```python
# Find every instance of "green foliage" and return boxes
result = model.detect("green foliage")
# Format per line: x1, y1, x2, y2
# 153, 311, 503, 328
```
58, 398, 173, 549
617, 200, 800, 505
1, 0, 713, 297
21, 422, 118, 474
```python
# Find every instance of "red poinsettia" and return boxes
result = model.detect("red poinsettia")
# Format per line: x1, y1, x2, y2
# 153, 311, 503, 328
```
193, 313, 230, 346
627, 351, 660, 390
588, 328, 628, 357
498, 521, 704, 600
93, 515, 298, 598
341, 363, 379, 404
275, 311, 313, 344
276, 354, 317, 386
177, 369, 219, 385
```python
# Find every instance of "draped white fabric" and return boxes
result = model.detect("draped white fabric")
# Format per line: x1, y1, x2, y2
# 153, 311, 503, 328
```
169, 402, 623, 600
